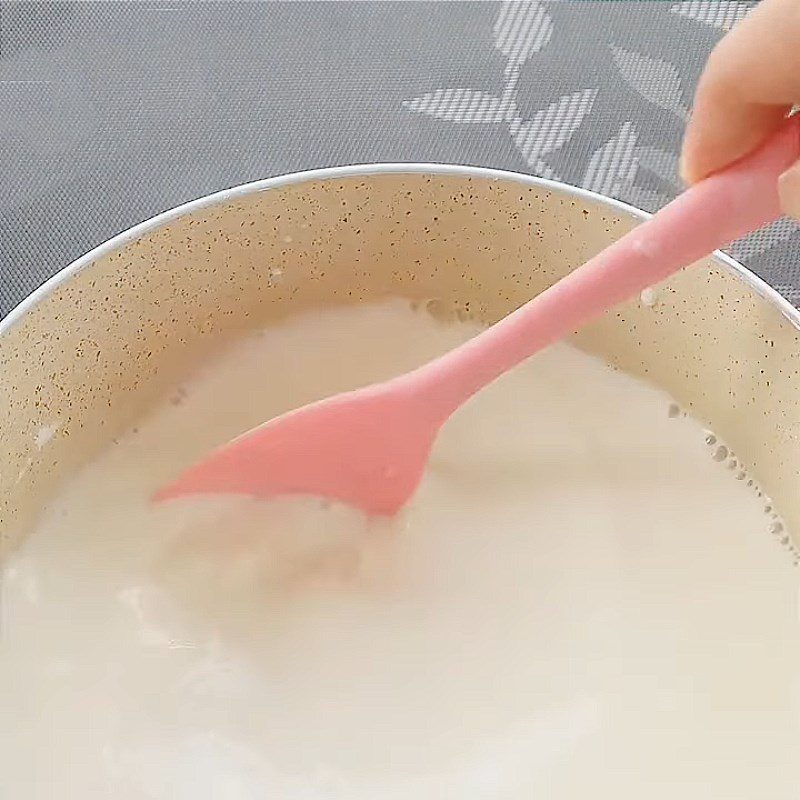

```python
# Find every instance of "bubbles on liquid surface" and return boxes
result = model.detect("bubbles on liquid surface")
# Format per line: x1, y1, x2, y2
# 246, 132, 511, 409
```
712, 445, 729, 462
693, 410, 799, 566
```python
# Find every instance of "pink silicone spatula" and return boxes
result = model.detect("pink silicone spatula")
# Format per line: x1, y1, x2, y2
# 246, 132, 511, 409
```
156, 120, 800, 516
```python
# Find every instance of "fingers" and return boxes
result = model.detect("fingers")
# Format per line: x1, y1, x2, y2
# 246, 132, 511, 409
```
681, 0, 800, 185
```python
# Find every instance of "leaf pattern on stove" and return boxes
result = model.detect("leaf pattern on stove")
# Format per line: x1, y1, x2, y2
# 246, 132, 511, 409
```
670, 1, 752, 31
493, 1, 554, 64
611, 46, 688, 120
582, 122, 639, 196
403, 89, 516, 124
510, 88, 597, 166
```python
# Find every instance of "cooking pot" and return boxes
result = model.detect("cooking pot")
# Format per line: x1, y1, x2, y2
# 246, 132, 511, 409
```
2, 165, 799, 563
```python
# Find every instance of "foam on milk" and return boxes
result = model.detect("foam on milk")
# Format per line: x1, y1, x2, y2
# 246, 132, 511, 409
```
2, 299, 799, 799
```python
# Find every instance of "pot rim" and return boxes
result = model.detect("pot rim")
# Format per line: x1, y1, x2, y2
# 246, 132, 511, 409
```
2, 162, 798, 334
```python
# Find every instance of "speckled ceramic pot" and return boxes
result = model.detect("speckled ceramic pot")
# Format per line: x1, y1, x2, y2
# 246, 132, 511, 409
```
1, 165, 799, 561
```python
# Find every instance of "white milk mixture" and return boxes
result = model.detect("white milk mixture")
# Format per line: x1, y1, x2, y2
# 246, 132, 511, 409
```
2, 300, 799, 798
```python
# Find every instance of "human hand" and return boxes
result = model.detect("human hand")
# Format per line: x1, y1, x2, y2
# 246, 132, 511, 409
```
680, 0, 800, 220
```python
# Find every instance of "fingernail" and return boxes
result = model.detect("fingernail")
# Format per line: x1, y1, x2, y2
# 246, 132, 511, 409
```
678, 154, 691, 186
778, 162, 800, 221
678, 152, 699, 186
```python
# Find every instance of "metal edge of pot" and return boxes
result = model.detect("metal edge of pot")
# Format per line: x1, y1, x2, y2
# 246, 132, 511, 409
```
2, 163, 799, 336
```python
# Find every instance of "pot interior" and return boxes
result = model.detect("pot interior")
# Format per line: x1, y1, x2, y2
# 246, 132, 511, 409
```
2, 171, 799, 558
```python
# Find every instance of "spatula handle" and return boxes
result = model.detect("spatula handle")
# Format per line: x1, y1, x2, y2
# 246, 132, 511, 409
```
414, 118, 800, 418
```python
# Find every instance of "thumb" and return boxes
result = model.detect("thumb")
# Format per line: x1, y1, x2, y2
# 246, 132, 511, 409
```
681, 0, 800, 184
779, 159, 800, 221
